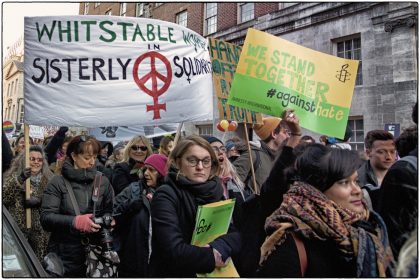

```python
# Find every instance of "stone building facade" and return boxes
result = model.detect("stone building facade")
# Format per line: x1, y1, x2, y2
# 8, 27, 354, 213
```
80, 2, 418, 150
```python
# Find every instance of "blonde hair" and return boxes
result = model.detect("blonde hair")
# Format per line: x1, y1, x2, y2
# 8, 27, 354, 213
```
219, 157, 244, 190
169, 135, 220, 179
122, 135, 153, 162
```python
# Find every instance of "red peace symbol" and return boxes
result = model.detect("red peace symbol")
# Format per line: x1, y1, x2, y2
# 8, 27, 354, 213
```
133, 51, 172, 120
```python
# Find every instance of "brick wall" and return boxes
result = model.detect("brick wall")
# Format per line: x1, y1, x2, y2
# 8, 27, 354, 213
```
151, 3, 204, 34
218, 3, 238, 31
255, 3, 279, 17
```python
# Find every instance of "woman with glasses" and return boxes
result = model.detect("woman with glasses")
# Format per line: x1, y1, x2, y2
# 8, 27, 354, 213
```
112, 135, 153, 196
40, 136, 115, 277
113, 154, 168, 277
202, 136, 245, 228
3, 145, 54, 261
149, 135, 241, 277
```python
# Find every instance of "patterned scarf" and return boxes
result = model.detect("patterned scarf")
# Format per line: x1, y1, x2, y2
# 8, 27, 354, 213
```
260, 181, 394, 277
30, 172, 42, 189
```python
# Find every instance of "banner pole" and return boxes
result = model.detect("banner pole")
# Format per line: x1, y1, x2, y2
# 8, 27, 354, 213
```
173, 122, 184, 147
243, 122, 258, 195
24, 124, 32, 229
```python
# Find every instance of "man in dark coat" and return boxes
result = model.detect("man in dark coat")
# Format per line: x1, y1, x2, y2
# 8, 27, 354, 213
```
357, 130, 396, 210
377, 102, 418, 259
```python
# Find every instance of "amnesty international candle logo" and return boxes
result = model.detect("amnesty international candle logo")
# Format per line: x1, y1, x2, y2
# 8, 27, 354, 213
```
336, 64, 351, 83
228, 28, 359, 138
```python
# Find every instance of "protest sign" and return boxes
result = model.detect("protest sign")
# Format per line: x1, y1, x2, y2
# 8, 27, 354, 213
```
24, 16, 213, 127
29, 125, 45, 139
228, 28, 359, 138
209, 38, 261, 124
191, 199, 239, 277
3, 120, 15, 137
88, 123, 180, 141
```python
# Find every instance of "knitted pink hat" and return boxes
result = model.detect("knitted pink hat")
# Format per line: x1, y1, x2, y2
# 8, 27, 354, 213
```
144, 154, 168, 176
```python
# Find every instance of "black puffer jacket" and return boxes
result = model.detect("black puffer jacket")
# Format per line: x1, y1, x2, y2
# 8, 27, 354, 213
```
149, 172, 241, 277
113, 181, 152, 277
40, 160, 114, 277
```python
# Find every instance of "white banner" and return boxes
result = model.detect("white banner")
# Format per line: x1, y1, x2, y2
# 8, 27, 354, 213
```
24, 16, 213, 127
88, 124, 180, 142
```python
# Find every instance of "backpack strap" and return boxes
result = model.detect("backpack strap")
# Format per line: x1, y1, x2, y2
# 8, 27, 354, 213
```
291, 232, 307, 277
63, 177, 81, 215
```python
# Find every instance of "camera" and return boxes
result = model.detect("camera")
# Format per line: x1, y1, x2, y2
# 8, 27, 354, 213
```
92, 214, 114, 251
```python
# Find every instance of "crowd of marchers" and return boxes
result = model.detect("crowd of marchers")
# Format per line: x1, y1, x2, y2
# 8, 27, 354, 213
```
2, 104, 417, 278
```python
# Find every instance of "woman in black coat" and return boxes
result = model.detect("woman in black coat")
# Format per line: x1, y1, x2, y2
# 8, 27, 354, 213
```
40, 136, 114, 277
257, 144, 395, 277
113, 154, 168, 277
149, 135, 241, 277
111, 135, 153, 196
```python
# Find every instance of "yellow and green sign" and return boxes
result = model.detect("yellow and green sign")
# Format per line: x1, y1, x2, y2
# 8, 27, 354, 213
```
228, 28, 359, 138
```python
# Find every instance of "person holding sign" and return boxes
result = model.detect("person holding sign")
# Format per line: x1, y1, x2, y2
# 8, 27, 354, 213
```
258, 144, 395, 277
3, 145, 54, 261
233, 116, 290, 196
149, 135, 241, 277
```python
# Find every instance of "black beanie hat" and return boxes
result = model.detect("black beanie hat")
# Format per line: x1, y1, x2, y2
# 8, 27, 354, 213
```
201, 135, 223, 145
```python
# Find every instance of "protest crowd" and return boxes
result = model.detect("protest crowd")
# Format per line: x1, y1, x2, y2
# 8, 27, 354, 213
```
1, 103, 417, 278
2, 14, 418, 278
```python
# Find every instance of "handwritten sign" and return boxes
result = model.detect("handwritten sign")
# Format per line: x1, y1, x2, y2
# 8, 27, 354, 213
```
24, 16, 213, 127
209, 38, 261, 124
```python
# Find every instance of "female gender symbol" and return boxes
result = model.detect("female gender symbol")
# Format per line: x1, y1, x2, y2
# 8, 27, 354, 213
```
132, 51, 172, 120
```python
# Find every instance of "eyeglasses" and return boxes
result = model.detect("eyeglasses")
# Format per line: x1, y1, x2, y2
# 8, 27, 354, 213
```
212, 146, 227, 153
131, 145, 148, 152
29, 157, 43, 163
184, 156, 212, 168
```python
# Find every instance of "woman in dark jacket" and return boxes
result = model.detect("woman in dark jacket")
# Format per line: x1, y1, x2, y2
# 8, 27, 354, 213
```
258, 144, 395, 277
111, 135, 153, 196
40, 136, 114, 277
149, 135, 241, 277
113, 154, 168, 277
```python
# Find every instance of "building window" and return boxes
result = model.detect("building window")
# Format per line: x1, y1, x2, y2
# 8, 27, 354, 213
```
120, 3, 127, 16
336, 36, 363, 85
19, 104, 24, 123
14, 78, 18, 95
105, 9, 112, 16
11, 105, 15, 121
94, 2, 100, 8
239, 3, 254, 23
348, 117, 364, 151
83, 3, 89, 15
10, 81, 14, 96
176, 11, 188, 27
136, 3, 144, 17
7, 83, 10, 97
4, 108, 8, 119
197, 125, 213, 135
204, 3, 217, 35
